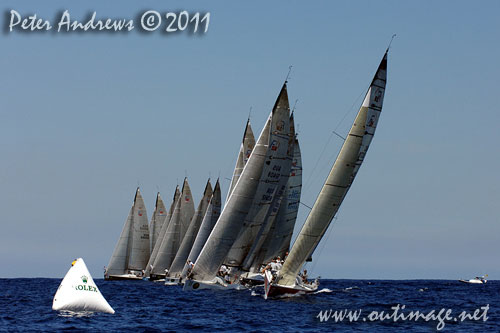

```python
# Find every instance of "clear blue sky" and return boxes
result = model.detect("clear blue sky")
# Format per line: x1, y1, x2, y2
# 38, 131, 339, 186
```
1, 0, 499, 279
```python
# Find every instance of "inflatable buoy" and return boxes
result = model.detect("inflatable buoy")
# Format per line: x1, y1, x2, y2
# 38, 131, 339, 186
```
53, 258, 115, 314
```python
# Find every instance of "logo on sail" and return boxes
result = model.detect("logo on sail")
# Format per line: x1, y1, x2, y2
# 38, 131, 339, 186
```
271, 140, 279, 151
81, 275, 88, 284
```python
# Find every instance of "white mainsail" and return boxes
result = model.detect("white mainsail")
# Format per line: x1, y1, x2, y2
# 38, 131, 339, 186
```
145, 185, 180, 277
53, 258, 114, 314
226, 119, 255, 202
255, 135, 303, 268
278, 51, 388, 286
180, 179, 222, 278
105, 188, 150, 278
149, 193, 168, 252
168, 179, 213, 278
240, 113, 296, 271
151, 178, 195, 277
224, 86, 291, 268
190, 82, 291, 282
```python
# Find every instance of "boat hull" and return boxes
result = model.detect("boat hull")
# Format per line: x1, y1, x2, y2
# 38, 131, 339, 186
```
459, 279, 486, 284
165, 277, 183, 286
264, 270, 317, 299
183, 278, 246, 291
105, 274, 144, 281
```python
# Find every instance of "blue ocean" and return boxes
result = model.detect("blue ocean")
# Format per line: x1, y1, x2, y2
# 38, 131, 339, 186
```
1, 279, 498, 332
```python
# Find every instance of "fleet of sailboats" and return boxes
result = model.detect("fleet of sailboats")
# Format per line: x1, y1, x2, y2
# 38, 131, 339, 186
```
103, 48, 390, 299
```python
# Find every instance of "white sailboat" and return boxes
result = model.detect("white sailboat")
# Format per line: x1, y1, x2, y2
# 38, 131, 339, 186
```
184, 82, 291, 290
105, 188, 150, 280
150, 192, 168, 252
149, 178, 195, 280
145, 185, 181, 278
54, 258, 114, 314
265, 50, 389, 298
180, 179, 222, 280
166, 179, 213, 285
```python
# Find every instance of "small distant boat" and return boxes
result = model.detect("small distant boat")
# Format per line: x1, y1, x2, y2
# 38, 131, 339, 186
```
459, 275, 487, 284
53, 258, 115, 314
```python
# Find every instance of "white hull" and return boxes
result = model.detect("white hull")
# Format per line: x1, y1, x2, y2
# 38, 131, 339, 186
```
264, 270, 318, 299
164, 277, 183, 286
183, 278, 246, 291
105, 274, 144, 281
459, 279, 486, 284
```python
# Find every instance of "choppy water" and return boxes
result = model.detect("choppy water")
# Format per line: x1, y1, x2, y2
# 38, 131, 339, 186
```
0, 279, 498, 332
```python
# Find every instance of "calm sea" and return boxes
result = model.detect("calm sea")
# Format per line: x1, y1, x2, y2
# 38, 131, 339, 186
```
0, 279, 498, 332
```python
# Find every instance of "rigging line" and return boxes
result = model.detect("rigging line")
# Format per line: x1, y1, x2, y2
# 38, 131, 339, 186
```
310, 215, 339, 274
285, 65, 293, 82
387, 34, 396, 51
248, 107, 252, 121
299, 201, 313, 210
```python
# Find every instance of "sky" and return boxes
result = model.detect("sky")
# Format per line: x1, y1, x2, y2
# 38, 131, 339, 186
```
1, 0, 499, 279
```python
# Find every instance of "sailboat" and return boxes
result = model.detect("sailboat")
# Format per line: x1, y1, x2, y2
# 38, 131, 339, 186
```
149, 178, 195, 281
264, 50, 389, 298
166, 179, 213, 285
179, 179, 222, 280
241, 129, 303, 286
184, 81, 291, 291
150, 192, 168, 251
104, 188, 150, 280
145, 185, 180, 278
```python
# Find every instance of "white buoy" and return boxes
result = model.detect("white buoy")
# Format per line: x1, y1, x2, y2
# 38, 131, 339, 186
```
53, 258, 115, 314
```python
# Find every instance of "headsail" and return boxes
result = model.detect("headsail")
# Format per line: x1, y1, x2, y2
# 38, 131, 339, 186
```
168, 179, 213, 278
190, 82, 291, 281
278, 51, 388, 286
226, 119, 255, 202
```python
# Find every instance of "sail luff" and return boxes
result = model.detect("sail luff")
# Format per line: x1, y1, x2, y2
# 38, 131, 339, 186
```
278, 52, 388, 286
150, 193, 168, 251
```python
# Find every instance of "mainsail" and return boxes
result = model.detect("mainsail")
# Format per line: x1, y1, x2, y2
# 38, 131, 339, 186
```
278, 51, 388, 286
168, 179, 213, 278
249, 134, 302, 271
145, 185, 180, 276
190, 82, 291, 282
226, 119, 255, 202
150, 193, 168, 251
105, 188, 150, 278
180, 179, 222, 278
150, 178, 195, 277
224, 85, 291, 268
240, 113, 296, 271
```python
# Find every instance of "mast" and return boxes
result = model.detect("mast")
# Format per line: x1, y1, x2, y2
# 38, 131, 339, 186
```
278, 51, 388, 286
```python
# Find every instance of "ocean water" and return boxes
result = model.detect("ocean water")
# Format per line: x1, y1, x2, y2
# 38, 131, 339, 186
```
0, 279, 498, 332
